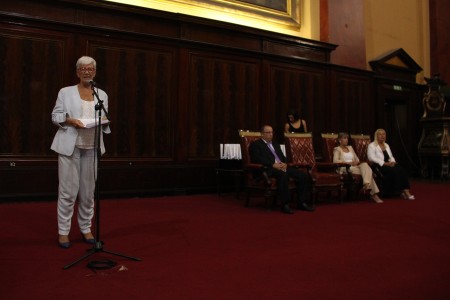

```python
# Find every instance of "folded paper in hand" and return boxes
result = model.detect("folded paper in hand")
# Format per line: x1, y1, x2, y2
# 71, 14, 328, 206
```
79, 118, 110, 128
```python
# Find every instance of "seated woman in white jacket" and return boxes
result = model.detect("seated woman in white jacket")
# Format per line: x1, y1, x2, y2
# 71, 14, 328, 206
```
333, 132, 383, 203
367, 128, 414, 200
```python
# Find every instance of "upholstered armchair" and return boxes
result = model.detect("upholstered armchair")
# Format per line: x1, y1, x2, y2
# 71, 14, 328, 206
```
284, 133, 343, 203
350, 134, 371, 163
321, 133, 363, 199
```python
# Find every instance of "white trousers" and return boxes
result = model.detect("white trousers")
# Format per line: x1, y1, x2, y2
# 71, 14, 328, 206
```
57, 148, 96, 235
349, 162, 380, 195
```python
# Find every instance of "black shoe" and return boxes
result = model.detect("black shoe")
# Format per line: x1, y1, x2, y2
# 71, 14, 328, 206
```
281, 204, 294, 214
58, 235, 71, 248
81, 232, 96, 244
297, 203, 315, 212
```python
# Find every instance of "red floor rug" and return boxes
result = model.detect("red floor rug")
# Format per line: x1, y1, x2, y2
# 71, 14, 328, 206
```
0, 180, 449, 300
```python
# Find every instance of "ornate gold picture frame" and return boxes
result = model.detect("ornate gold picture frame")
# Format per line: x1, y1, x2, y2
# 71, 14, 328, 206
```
237, 0, 288, 12
105, 0, 302, 35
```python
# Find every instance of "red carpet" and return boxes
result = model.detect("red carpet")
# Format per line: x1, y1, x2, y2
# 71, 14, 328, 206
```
1, 180, 449, 300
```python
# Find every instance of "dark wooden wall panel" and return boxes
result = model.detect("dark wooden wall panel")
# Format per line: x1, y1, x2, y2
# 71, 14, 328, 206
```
86, 39, 177, 159
182, 24, 262, 52
187, 51, 261, 158
264, 41, 329, 62
264, 61, 326, 145
373, 78, 425, 175
0, 27, 72, 155
329, 68, 374, 135
430, 0, 450, 85
82, 7, 181, 39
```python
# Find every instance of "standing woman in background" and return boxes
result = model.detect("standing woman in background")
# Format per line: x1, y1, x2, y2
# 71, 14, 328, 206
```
367, 128, 414, 200
51, 56, 111, 248
284, 109, 307, 133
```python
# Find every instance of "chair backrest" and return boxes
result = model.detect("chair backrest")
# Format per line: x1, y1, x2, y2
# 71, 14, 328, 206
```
350, 134, 371, 162
238, 130, 262, 165
284, 132, 315, 165
321, 133, 338, 162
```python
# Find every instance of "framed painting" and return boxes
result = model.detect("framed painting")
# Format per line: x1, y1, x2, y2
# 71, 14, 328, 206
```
105, 0, 302, 35
238, 0, 288, 12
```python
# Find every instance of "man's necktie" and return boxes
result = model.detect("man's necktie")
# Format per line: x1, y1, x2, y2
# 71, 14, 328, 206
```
267, 142, 281, 163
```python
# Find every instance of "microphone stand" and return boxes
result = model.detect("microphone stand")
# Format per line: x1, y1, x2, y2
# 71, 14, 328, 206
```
63, 82, 141, 270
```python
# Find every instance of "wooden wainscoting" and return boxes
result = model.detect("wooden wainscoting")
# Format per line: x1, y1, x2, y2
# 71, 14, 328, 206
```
0, 0, 424, 199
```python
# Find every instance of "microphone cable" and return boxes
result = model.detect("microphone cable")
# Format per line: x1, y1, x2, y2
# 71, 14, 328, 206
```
87, 259, 117, 270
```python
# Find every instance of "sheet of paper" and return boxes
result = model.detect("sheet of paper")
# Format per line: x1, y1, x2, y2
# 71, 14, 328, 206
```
79, 118, 109, 128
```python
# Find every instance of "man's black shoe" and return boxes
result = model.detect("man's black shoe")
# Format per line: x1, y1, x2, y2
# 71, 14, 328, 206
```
281, 204, 294, 214
297, 203, 315, 212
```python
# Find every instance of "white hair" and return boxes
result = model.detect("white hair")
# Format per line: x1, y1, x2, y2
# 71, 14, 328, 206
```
76, 56, 96, 69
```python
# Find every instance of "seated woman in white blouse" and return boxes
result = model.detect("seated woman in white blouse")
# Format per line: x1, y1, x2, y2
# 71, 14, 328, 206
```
367, 128, 414, 200
333, 132, 383, 203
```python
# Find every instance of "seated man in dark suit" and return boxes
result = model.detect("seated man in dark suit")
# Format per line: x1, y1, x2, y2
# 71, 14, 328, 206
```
249, 125, 314, 214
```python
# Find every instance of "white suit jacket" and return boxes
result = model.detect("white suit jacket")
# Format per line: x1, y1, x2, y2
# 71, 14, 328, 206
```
51, 85, 111, 156
367, 141, 395, 167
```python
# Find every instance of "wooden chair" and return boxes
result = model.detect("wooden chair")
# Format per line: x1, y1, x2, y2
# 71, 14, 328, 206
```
284, 132, 343, 203
321, 133, 363, 200
239, 130, 296, 209
321, 133, 339, 163
350, 134, 371, 163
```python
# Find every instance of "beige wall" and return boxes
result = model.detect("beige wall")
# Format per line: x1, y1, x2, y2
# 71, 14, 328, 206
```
107, 0, 430, 83
364, 0, 430, 83
107, 0, 321, 39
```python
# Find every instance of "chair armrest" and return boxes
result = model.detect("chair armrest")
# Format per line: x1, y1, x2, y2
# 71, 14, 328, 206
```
244, 163, 267, 170
337, 163, 352, 175
315, 162, 341, 172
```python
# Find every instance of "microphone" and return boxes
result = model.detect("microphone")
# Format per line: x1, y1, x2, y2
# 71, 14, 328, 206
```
89, 80, 97, 87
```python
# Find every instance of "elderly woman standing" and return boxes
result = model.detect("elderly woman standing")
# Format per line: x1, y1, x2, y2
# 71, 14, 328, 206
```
333, 132, 383, 203
51, 56, 111, 248
367, 128, 414, 200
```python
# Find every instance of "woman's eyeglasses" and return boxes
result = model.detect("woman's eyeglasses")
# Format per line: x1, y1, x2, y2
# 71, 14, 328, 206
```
78, 67, 96, 73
